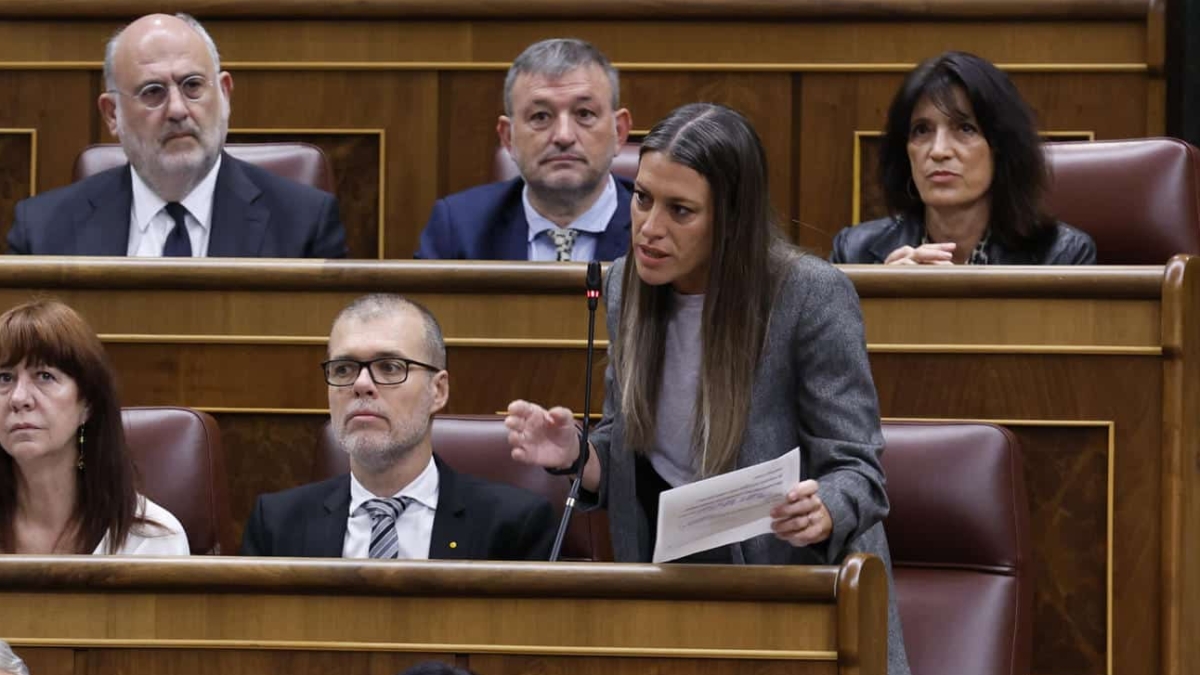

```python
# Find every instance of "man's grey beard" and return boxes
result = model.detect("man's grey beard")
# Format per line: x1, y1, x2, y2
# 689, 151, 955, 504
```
116, 96, 229, 202
340, 433, 418, 475
336, 413, 431, 475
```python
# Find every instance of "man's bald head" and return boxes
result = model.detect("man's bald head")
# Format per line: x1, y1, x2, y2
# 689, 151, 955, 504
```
97, 12, 232, 203
103, 13, 221, 93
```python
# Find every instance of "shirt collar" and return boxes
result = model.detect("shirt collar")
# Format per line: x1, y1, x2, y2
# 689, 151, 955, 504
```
348, 453, 440, 514
129, 155, 222, 234
524, 174, 617, 243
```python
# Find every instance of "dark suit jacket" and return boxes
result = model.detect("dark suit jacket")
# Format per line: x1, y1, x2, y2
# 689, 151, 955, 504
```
829, 215, 1096, 265
6, 153, 347, 258
415, 175, 632, 260
239, 456, 556, 561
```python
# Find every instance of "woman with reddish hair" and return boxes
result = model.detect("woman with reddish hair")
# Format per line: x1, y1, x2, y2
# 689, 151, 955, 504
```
0, 299, 187, 555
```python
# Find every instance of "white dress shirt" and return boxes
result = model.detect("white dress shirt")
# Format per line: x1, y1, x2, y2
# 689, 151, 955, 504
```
343, 456, 439, 559
524, 174, 617, 262
92, 495, 190, 555
127, 156, 222, 257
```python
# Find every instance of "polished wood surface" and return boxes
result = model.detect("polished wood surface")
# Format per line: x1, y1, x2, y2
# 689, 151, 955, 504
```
0, 555, 883, 675
0, 3, 1162, 259
0, 256, 1196, 675
0, 0, 1152, 19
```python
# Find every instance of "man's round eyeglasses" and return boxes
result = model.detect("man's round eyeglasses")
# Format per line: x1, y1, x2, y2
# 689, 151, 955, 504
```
321, 357, 441, 387
107, 75, 212, 110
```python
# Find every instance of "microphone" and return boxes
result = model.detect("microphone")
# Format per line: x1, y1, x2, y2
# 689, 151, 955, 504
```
549, 260, 603, 562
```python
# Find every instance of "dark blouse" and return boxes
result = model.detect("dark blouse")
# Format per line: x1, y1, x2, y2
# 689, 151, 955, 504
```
829, 215, 1097, 265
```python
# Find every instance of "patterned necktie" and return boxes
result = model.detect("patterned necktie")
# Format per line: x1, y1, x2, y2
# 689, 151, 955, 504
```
162, 202, 193, 257
360, 497, 412, 559
547, 228, 579, 262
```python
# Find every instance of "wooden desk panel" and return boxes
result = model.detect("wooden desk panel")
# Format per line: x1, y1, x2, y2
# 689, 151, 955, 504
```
0, 257, 1196, 675
0, 556, 885, 675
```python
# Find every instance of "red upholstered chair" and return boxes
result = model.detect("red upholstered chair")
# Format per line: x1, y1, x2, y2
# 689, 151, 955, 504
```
122, 406, 233, 555
73, 142, 335, 193
1044, 138, 1200, 264
493, 142, 641, 183
312, 414, 612, 561
881, 421, 1032, 675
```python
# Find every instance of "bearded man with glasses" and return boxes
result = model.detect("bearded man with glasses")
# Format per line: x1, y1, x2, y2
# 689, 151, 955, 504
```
7, 13, 347, 258
240, 294, 555, 561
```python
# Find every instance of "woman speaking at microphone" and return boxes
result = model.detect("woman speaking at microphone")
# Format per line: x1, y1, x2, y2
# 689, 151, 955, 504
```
507, 103, 910, 675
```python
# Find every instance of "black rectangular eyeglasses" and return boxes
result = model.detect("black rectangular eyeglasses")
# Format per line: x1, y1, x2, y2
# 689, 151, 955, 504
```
321, 357, 440, 386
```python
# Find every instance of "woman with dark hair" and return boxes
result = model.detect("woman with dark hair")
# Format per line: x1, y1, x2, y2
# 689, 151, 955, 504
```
831, 50, 1095, 265
0, 299, 188, 555
507, 103, 910, 675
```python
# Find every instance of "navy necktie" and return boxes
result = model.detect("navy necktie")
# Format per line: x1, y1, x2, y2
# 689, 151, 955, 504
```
162, 202, 192, 257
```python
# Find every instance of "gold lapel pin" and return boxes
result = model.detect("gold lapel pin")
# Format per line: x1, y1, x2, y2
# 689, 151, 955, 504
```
449, 541, 458, 549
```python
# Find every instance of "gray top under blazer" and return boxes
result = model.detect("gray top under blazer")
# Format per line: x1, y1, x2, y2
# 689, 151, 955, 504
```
584, 254, 911, 675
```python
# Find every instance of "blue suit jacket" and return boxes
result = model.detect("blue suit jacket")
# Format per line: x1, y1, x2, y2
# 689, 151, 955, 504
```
6, 153, 347, 258
415, 175, 632, 260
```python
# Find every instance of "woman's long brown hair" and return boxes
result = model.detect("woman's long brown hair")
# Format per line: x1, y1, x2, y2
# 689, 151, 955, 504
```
617, 104, 795, 477
0, 299, 141, 554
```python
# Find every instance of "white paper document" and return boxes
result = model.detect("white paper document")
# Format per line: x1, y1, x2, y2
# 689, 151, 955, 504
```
652, 447, 800, 563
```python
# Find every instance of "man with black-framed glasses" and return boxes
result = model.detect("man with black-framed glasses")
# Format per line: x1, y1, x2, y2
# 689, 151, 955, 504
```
240, 293, 554, 560
6, 12, 346, 259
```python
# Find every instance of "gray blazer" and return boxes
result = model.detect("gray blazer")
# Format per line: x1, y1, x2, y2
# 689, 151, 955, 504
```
586, 254, 911, 675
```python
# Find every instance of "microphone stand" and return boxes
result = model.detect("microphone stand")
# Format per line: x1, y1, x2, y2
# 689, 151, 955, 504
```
549, 261, 602, 562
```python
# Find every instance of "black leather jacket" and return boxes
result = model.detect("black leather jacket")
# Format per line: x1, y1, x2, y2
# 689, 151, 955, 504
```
829, 216, 1097, 265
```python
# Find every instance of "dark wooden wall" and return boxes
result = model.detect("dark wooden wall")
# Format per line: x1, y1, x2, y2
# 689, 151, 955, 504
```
0, 0, 1165, 258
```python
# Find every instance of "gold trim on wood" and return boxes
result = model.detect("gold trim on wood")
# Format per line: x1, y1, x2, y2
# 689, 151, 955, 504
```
97, 334, 610, 349
0, 128, 38, 196
0, 61, 1152, 75
1043, 130, 1099, 141
886, 416, 1115, 675
866, 344, 1162, 355
100, 334, 327, 345
3, 638, 836, 660
96, 334, 1159, 354
228, 127, 388, 260
851, 130, 877, 225
197, 407, 329, 415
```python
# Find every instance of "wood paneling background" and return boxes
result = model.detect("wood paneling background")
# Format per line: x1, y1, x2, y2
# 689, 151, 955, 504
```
0, 2, 1163, 257
1, 256, 1198, 675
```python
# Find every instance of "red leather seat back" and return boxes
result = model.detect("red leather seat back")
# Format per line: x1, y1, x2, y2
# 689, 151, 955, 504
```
73, 142, 335, 193
313, 414, 612, 561
493, 142, 641, 183
882, 421, 1032, 675
1045, 138, 1200, 264
122, 406, 233, 555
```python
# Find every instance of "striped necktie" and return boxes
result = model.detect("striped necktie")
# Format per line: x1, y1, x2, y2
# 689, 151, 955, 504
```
360, 497, 413, 559
547, 228, 579, 262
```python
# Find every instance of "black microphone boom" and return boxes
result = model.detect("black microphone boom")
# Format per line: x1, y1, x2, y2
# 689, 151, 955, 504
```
548, 260, 603, 562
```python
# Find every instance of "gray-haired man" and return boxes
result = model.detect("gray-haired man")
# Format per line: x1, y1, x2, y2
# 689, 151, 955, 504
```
416, 38, 633, 261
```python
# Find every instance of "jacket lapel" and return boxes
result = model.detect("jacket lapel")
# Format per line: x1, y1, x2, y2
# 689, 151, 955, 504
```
207, 154, 269, 257
429, 456, 472, 560
307, 474, 352, 558
76, 166, 133, 256
495, 179, 530, 260
866, 217, 922, 263
595, 177, 633, 261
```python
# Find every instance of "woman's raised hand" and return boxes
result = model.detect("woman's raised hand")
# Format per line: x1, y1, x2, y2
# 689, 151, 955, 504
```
505, 399, 580, 470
